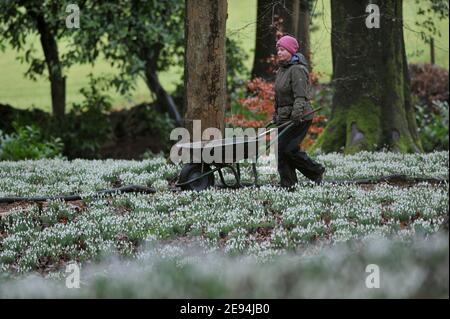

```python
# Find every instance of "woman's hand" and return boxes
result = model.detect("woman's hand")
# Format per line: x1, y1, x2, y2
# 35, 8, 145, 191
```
291, 104, 306, 124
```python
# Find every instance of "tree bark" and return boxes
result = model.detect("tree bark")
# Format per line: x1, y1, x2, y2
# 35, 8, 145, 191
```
313, 0, 422, 154
35, 13, 65, 119
184, 0, 227, 137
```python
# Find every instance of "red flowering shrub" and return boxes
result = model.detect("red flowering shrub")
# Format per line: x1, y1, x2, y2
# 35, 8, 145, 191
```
225, 78, 275, 128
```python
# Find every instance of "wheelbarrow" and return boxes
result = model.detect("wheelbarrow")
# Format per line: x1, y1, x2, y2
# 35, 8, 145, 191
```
174, 108, 321, 191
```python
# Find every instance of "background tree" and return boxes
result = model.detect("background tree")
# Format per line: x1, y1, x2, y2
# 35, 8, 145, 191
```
0, 0, 84, 119
291, 0, 315, 67
184, 0, 227, 136
412, 0, 449, 64
251, 0, 315, 79
313, 0, 422, 154
251, 0, 277, 80
73, 0, 185, 126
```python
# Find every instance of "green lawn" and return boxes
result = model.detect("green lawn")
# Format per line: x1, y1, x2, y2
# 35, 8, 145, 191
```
0, 0, 448, 112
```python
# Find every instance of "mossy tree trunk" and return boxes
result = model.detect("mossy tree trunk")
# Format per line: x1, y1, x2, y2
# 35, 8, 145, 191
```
184, 0, 227, 137
313, 0, 422, 154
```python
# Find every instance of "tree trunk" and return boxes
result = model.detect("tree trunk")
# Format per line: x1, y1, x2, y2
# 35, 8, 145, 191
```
313, 0, 422, 154
295, 0, 311, 68
251, 0, 278, 80
184, 0, 227, 137
144, 67, 182, 127
35, 14, 65, 119
141, 44, 182, 127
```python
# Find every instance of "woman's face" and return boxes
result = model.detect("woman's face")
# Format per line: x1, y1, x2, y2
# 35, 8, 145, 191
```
277, 46, 292, 62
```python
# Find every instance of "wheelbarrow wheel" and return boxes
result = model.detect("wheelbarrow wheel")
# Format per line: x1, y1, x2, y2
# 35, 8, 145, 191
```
178, 163, 215, 191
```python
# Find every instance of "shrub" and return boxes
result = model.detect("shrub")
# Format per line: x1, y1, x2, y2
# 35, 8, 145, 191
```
54, 76, 113, 159
409, 63, 449, 106
225, 78, 275, 128
415, 100, 449, 151
226, 37, 251, 95
0, 123, 63, 160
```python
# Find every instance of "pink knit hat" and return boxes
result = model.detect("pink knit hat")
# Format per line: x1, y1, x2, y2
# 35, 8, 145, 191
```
276, 35, 299, 55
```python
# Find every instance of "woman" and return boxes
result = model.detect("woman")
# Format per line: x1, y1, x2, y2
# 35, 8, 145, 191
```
272, 35, 325, 188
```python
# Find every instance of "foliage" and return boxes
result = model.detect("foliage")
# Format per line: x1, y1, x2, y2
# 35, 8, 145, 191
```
414, 0, 449, 42
409, 63, 449, 152
110, 103, 175, 155
226, 37, 251, 94
409, 63, 449, 106
0, 151, 447, 198
73, 0, 185, 95
0, 1, 94, 117
0, 0, 81, 77
226, 78, 275, 128
0, 124, 63, 161
415, 100, 449, 152
136, 106, 174, 144
54, 76, 113, 159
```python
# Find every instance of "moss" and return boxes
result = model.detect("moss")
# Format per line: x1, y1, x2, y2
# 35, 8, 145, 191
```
391, 131, 422, 153
311, 113, 346, 153
395, 134, 412, 153
344, 100, 382, 154
312, 99, 383, 154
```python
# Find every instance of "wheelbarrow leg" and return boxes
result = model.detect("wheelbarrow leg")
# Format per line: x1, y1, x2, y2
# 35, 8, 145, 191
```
236, 163, 241, 182
252, 162, 258, 186
217, 164, 241, 188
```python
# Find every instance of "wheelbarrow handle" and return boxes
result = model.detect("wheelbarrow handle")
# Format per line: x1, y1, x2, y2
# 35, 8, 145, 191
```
265, 107, 322, 129
262, 120, 293, 134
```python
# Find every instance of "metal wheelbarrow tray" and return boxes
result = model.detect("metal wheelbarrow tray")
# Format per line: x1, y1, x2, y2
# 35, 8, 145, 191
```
174, 108, 320, 191
175, 135, 263, 191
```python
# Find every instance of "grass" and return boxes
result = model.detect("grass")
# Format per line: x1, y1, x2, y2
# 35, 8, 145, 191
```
0, 0, 448, 112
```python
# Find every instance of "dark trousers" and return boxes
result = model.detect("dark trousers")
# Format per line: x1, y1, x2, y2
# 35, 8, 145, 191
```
276, 120, 324, 187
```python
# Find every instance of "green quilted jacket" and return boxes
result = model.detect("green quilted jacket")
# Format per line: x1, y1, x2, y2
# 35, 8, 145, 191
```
273, 53, 313, 124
